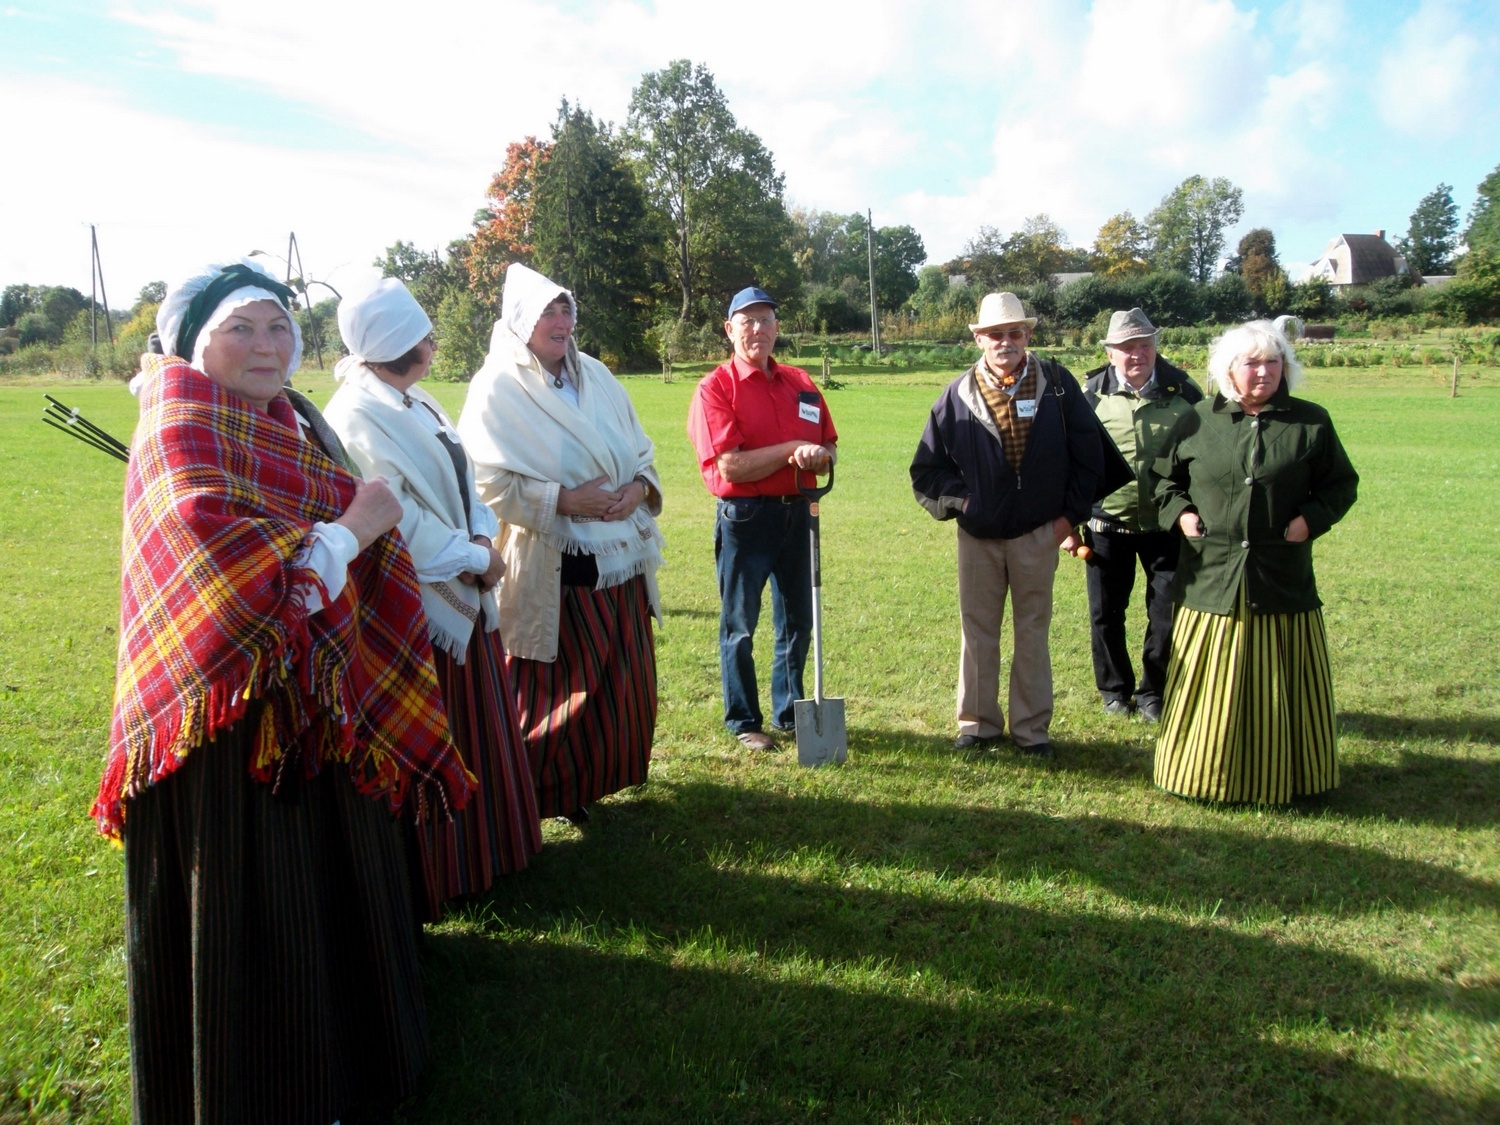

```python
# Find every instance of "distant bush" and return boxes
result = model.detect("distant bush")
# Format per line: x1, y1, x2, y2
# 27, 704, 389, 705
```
802, 285, 867, 334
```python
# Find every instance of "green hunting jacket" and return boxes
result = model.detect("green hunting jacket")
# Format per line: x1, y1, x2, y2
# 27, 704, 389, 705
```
1150, 384, 1358, 616
1083, 358, 1202, 531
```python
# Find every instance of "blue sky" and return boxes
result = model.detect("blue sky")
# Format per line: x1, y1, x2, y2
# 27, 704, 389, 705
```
3, 0, 1497, 302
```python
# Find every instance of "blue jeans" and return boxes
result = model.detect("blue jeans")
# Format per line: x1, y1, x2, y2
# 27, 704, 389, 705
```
714, 496, 813, 734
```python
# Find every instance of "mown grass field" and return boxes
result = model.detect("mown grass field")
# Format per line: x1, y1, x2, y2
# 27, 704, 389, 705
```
1, 360, 1497, 1123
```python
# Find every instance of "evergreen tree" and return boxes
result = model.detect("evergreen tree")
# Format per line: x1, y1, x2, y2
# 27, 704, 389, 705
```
1462, 164, 1500, 261
531, 102, 661, 366
1399, 184, 1459, 275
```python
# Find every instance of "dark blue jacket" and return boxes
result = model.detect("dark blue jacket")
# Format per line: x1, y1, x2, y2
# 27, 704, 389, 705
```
910, 357, 1107, 540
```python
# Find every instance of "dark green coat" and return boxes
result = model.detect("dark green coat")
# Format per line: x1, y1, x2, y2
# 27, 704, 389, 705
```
1151, 385, 1358, 615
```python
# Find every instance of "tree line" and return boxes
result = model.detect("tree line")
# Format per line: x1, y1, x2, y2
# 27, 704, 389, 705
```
4, 57, 1498, 375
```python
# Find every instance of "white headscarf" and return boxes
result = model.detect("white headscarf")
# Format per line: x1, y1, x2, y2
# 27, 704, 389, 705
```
335, 278, 432, 376
501, 262, 575, 348
133, 258, 304, 396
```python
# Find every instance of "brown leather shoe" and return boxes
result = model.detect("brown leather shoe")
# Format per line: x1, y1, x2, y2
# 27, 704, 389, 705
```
736, 730, 775, 751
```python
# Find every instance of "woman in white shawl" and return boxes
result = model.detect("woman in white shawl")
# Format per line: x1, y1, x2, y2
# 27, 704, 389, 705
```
325, 279, 541, 918
457, 263, 664, 824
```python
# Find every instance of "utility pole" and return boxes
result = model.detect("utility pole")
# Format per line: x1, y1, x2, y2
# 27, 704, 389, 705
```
285, 232, 325, 369
865, 209, 880, 355
88, 224, 114, 349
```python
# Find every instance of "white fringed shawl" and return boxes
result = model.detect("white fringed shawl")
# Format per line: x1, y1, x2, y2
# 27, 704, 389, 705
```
458, 318, 664, 594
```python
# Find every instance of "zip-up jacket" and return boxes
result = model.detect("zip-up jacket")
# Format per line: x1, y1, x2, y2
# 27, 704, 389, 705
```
910, 355, 1106, 540
1083, 357, 1203, 531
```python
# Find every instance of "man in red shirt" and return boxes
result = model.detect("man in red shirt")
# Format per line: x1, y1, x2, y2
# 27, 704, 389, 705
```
687, 287, 838, 751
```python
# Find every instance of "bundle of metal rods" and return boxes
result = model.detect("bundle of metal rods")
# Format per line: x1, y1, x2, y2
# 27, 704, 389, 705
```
42, 395, 129, 463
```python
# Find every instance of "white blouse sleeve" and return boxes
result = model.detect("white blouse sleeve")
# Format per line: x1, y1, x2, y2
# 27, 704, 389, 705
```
293, 521, 360, 615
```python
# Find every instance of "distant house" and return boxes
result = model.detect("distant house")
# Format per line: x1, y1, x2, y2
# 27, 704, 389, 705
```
1052, 272, 1094, 287
1307, 231, 1410, 287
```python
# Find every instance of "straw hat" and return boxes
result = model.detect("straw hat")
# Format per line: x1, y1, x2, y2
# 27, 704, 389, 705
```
1101, 308, 1158, 346
970, 291, 1037, 333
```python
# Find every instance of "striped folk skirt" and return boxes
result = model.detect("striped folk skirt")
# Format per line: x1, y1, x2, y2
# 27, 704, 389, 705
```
410, 625, 543, 922
122, 713, 427, 1124
1154, 589, 1339, 804
506, 575, 657, 818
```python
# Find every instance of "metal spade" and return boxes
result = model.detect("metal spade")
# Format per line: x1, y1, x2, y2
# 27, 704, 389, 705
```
793, 464, 846, 767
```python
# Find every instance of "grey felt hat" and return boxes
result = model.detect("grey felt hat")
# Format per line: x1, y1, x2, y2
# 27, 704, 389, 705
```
1101, 308, 1158, 346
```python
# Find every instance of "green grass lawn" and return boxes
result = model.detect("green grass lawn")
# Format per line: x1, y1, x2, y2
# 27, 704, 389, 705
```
1, 363, 1497, 1123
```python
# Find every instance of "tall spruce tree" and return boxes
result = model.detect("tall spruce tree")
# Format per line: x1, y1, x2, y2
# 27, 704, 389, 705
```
1462, 165, 1500, 261
1400, 184, 1459, 275
531, 102, 660, 365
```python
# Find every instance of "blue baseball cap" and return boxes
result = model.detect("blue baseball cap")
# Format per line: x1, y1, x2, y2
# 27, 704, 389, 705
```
727, 286, 779, 318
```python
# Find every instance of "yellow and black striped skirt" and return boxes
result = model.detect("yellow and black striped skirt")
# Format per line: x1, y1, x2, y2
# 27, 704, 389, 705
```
1154, 588, 1338, 804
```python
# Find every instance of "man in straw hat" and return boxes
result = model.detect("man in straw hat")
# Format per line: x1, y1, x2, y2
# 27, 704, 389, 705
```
910, 292, 1108, 759
1081, 308, 1203, 722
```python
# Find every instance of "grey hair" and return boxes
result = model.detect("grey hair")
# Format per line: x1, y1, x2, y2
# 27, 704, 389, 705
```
1206, 319, 1303, 401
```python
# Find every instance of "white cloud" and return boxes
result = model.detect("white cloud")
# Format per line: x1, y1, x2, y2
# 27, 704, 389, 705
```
8, 0, 1492, 296
0, 74, 474, 299
898, 0, 1346, 260
1375, 0, 1482, 136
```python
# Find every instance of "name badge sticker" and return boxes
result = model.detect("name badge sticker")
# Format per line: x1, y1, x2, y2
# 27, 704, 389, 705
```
799, 400, 821, 424
1015, 398, 1037, 419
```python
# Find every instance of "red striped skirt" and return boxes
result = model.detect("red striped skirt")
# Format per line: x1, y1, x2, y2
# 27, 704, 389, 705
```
506, 575, 657, 818
411, 626, 542, 921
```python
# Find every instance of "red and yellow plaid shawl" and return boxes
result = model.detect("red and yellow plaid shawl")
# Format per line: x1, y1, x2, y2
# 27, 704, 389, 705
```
92, 359, 472, 839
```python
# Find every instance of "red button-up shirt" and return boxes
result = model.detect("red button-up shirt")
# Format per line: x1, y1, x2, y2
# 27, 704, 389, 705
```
687, 355, 839, 498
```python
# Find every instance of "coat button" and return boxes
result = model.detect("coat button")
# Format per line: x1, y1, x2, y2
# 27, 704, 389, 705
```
1242, 540, 1250, 548
1245, 477, 1253, 485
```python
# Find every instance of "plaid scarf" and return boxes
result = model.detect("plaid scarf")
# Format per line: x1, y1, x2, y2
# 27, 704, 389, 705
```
93, 357, 471, 839
976, 357, 1038, 469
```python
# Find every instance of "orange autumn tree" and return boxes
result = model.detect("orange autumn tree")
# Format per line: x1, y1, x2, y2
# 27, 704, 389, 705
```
469, 136, 551, 311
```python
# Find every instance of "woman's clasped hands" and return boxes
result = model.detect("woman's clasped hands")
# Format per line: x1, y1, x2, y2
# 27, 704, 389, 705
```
557, 475, 647, 522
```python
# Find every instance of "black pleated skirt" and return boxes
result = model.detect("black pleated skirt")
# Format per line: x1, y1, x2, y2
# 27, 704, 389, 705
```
122, 712, 427, 1124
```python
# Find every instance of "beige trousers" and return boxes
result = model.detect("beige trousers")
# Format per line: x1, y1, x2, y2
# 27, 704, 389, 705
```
956, 523, 1059, 746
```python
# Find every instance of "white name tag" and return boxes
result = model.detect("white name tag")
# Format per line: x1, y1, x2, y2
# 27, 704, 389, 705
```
799, 401, 821, 424
1015, 398, 1037, 419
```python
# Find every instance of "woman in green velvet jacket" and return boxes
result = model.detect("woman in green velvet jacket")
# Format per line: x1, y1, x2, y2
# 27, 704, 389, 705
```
1149, 320, 1358, 804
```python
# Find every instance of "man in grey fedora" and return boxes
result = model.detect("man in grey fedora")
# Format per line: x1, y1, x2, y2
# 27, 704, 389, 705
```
1081, 308, 1203, 721
910, 292, 1108, 758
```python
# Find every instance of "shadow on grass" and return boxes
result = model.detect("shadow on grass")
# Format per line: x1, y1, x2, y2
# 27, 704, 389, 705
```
846, 727, 1156, 783
607, 782, 1500, 923
403, 783, 1500, 1124
1339, 711, 1500, 746
849, 720, 1500, 829
413, 932, 1496, 1125
1337, 748, 1500, 828
662, 606, 718, 621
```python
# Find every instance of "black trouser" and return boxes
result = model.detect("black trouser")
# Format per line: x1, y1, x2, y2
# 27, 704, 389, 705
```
1083, 525, 1178, 706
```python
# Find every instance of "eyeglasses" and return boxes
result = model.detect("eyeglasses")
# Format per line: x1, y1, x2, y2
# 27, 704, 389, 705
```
979, 327, 1028, 342
733, 314, 777, 331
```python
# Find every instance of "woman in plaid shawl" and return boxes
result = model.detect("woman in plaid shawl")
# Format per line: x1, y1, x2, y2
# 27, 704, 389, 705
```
94, 260, 472, 1124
